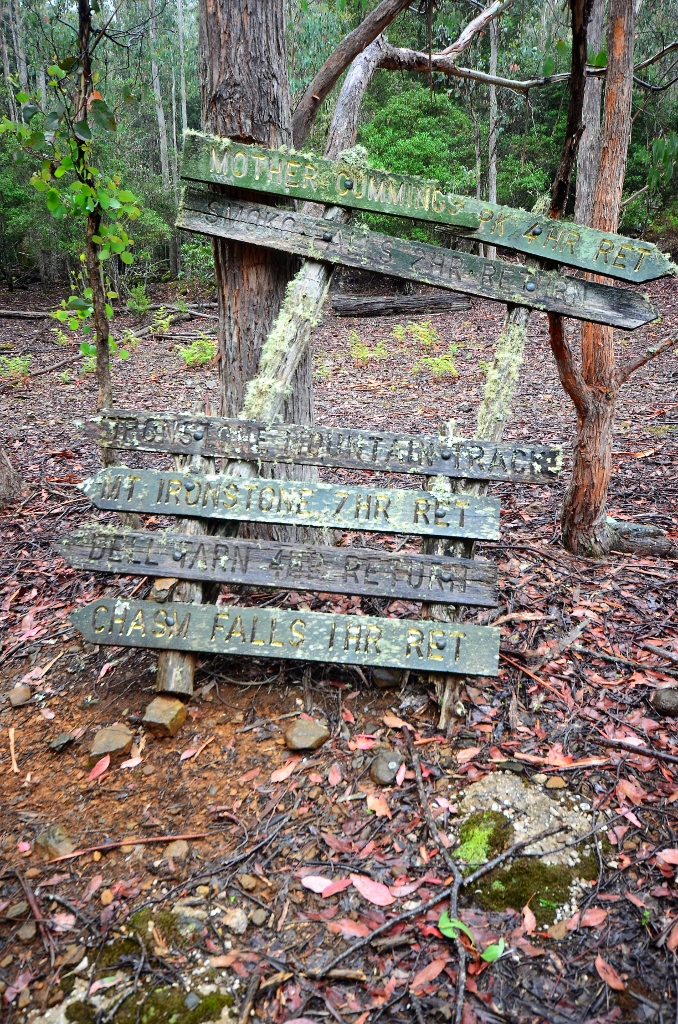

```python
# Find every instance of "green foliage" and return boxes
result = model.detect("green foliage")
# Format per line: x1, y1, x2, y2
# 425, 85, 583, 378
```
152, 306, 173, 334
126, 283, 150, 319
438, 914, 505, 962
0, 354, 30, 379
412, 344, 459, 378
176, 336, 217, 367
180, 241, 215, 283
405, 320, 439, 347
348, 330, 387, 366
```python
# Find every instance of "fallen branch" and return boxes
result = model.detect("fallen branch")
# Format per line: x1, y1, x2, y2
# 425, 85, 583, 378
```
47, 831, 208, 863
499, 651, 569, 701
642, 642, 678, 666
15, 869, 54, 965
570, 644, 678, 679
593, 736, 678, 766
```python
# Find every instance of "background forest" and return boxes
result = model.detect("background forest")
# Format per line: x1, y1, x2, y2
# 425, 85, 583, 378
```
0, 0, 677, 294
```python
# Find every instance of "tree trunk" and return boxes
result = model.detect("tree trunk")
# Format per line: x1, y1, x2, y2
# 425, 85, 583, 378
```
0, 1, 17, 122
86, 211, 113, 412
149, 0, 171, 189
574, 0, 605, 225
561, 0, 635, 555
177, 0, 188, 135
0, 445, 21, 506
485, 15, 499, 261
9, 0, 27, 93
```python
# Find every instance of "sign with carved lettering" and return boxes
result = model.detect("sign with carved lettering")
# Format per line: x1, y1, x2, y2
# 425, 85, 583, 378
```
176, 191, 658, 329
180, 131, 675, 283
71, 599, 500, 675
57, 527, 498, 607
80, 469, 500, 541
88, 410, 563, 484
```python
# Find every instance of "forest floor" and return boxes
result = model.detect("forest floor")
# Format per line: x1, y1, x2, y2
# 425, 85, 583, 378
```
0, 271, 677, 1024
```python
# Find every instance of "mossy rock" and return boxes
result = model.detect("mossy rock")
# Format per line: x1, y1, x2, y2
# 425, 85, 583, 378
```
95, 937, 142, 972
469, 845, 599, 926
67, 988, 234, 1024
128, 909, 183, 948
455, 811, 513, 865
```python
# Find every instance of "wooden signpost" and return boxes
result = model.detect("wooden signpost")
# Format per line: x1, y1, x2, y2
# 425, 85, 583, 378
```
80, 468, 501, 541
88, 410, 563, 484
180, 130, 675, 283
57, 527, 498, 607
176, 191, 658, 330
71, 599, 500, 676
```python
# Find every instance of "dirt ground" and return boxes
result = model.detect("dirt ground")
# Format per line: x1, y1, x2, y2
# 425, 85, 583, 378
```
0, 270, 677, 1024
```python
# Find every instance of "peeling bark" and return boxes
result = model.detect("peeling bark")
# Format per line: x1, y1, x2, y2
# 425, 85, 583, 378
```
0, 445, 22, 507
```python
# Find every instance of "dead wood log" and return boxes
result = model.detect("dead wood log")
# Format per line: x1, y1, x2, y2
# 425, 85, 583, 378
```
330, 293, 469, 318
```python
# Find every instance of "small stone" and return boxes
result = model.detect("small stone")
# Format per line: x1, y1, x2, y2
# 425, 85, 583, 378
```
237, 873, 258, 892
150, 578, 178, 603
18, 920, 37, 943
49, 732, 75, 753
9, 684, 32, 707
531, 773, 548, 785
120, 845, 134, 855
88, 723, 133, 766
222, 907, 248, 935
284, 719, 330, 751
250, 908, 267, 927
548, 920, 569, 940
142, 764, 155, 776
163, 839, 189, 861
370, 751, 402, 786
17, 988, 31, 1009
24, 867, 41, 879
92, 851, 102, 862
651, 688, 678, 717
0, 955, 13, 968
545, 777, 567, 789
371, 667, 403, 689
7, 900, 27, 926
100, 889, 114, 907
36, 825, 75, 860
196, 885, 210, 897
142, 696, 187, 737
184, 992, 201, 1010
0, 981, 5, 996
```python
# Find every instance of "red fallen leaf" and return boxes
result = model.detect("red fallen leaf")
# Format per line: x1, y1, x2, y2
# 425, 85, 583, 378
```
322, 832, 353, 854
41, 874, 70, 887
271, 758, 300, 783
383, 712, 409, 729
522, 904, 536, 934
238, 767, 260, 784
391, 879, 424, 898
419, 923, 444, 938
580, 907, 607, 928
456, 747, 481, 763
514, 937, 545, 957
350, 874, 396, 907
3, 970, 34, 1004
395, 763, 406, 786
357, 839, 375, 860
87, 754, 110, 782
341, 708, 355, 724
281, 1019, 319, 1024
301, 875, 332, 894
120, 757, 142, 769
327, 918, 371, 939
80, 874, 103, 904
366, 793, 391, 819
205, 938, 220, 953
321, 878, 352, 898
17, 841, 31, 853
657, 848, 678, 865
348, 734, 378, 751
667, 920, 678, 952
625, 892, 648, 909
328, 763, 342, 787
595, 955, 625, 991
89, 978, 119, 995
616, 778, 646, 806
410, 956, 450, 991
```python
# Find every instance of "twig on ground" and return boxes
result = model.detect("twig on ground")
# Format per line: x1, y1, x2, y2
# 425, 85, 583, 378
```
571, 644, 678, 679
15, 869, 55, 965
592, 736, 678, 766
48, 832, 208, 863
237, 973, 261, 1024
642, 642, 678, 666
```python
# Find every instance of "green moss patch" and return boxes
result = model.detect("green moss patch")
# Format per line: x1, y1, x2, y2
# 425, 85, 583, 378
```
456, 811, 513, 865
129, 909, 183, 947
67, 988, 234, 1024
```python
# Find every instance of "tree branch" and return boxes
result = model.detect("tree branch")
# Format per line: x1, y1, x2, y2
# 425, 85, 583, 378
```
291, 0, 411, 148
620, 183, 649, 207
437, 0, 516, 55
547, 311, 591, 418
617, 335, 678, 384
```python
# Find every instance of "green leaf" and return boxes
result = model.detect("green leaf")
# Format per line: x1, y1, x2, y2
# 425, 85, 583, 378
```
106, 291, 118, 299
99, 247, 111, 260
16, 91, 30, 104
592, 46, 606, 67
46, 188, 62, 212
68, 318, 80, 331
83, 288, 93, 300
32, 179, 48, 192
104, 303, 114, 319
67, 296, 90, 311
120, 251, 134, 265
438, 914, 475, 944
90, 98, 117, 133
556, 40, 567, 57
119, 349, 130, 360
23, 104, 39, 121
117, 189, 136, 202
54, 310, 69, 322
542, 56, 555, 77
91, 235, 103, 244
73, 120, 92, 141
480, 938, 505, 963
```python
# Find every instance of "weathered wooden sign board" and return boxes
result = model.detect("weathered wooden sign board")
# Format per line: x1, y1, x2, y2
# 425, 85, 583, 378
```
80, 469, 501, 541
71, 599, 500, 675
177, 191, 658, 329
88, 410, 563, 484
180, 130, 674, 282
57, 527, 498, 607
